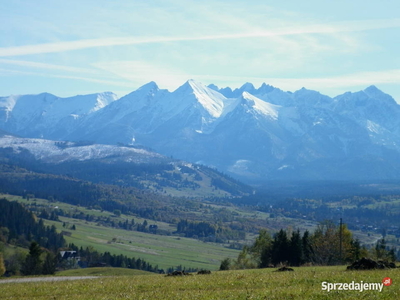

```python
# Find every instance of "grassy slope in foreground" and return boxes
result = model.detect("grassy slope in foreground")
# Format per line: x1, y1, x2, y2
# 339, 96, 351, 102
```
0, 266, 398, 299
56, 267, 152, 276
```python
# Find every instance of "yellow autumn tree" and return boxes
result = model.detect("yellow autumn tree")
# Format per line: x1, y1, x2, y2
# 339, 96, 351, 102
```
311, 220, 364, 265
0, 252, 5, 276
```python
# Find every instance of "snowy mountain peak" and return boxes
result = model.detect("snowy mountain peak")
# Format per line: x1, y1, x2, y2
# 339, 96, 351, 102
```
123, 81, 161, 100
3, 80, 400, 181
91, 92, 118, 112
241, 91, 256, 102
137, 81, 159, 92
174, 80, 226, 118
113, 82, 164, 111
240, 92, 280, 119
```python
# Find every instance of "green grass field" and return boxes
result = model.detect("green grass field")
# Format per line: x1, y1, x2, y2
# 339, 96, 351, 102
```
56, 267, 153, 276
2, 194, 240, 270
0, 266, 398, 299
46, 216, 239, 270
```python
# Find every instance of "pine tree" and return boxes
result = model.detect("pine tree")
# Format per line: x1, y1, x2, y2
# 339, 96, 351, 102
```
375, 238, 386, 260
289, 230, 303, 266
42, 252, 56, 275
219, 258, 231, 270
271, 229, 289, 265
302, 230, 313, 263
21, 241, 43, 275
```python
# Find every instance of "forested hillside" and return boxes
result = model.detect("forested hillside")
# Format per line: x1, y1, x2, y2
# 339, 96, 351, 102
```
0, 141, 252, 198
0, 198, 65, 251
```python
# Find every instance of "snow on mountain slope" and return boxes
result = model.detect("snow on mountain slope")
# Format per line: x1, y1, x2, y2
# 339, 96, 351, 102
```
0, 92, 117, 139
185, 79, 226, 118
67, 81, 166, 141
0, 135, 163, 164
240, 92, 279, 119
150, 79, 226, 129
332, 86, 400, 128
331, 86, 400, 150
66, 79, 228, 144
0, 95, 18, 123
2, 80, 400, 181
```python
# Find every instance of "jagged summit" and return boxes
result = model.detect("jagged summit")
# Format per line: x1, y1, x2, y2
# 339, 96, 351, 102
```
257, 83, 276, 94
1, 80, 400, 181
363, 85, 397, 104
173, 79, 226, 118
364, 85, 381, 93
137, 81, 159, 92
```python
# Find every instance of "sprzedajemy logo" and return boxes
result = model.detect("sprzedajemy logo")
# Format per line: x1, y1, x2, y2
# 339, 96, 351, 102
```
321, 277, 392, 293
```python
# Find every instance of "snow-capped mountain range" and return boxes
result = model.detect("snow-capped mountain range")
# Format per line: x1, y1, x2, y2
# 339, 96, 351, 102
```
0, 135, 164, 164
1, 80, 400, 181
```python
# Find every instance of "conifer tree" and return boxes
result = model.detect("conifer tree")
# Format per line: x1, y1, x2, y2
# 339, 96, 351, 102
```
219, 258, 231, 270
42, 252, 56, 275
302, 230, 313, 263
271, 229, 290, 265
21, 241, 43, 275
289, 230, 303, 266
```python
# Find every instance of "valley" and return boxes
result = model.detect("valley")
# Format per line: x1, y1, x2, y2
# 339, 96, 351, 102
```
0, 80, 399, 284
3, 189, 394, 272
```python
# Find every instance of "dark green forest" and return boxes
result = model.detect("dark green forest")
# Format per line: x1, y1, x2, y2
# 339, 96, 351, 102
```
0, 199, 171, 276
0, 198, 65, 251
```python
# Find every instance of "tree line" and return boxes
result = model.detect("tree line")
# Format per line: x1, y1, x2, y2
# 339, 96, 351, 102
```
220, 221, 397, 270
65, 243, 160, 272
0, 199, 163, 276
176, 219, 245, 242
0, 198, 65, 251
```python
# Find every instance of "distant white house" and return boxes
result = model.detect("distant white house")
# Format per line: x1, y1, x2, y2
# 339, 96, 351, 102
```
60, 251, 80, 262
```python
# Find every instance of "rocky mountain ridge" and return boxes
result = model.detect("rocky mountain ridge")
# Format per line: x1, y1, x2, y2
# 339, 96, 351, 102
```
1, 80, 400, 181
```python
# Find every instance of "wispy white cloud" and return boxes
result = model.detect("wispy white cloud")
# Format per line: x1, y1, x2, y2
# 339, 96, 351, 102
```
93, 60, 189, 90
1, 18, 399, 57
0, 59, 98, 74
0, 67, 134, 88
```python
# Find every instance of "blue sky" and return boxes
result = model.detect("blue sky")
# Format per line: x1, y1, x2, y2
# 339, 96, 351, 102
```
1, 0, 400, 101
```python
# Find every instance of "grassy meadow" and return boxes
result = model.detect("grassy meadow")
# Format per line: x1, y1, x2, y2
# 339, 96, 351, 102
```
56, 267, 153, 276
0, 266, 398, 299
45, 216, 239, 270
2, 194, 240, 270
